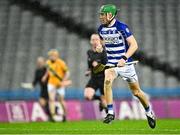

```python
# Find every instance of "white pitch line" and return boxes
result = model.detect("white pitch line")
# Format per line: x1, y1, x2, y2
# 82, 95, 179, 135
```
1, 134, 180, 135
0, 127, 180, 135
0, 128, 180, 132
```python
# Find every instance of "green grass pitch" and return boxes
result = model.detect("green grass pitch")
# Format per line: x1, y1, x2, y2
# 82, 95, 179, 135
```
0, 119, 179, 134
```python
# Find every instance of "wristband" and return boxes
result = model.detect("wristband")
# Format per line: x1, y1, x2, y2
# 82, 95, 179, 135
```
121, 55, 127, 61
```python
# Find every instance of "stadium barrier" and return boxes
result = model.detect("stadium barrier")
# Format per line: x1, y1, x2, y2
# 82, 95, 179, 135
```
0, 88, 180, 100
0, 99, 180, 122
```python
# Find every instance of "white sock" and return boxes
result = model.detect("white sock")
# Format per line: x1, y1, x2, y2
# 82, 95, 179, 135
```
108, 109, 114, 115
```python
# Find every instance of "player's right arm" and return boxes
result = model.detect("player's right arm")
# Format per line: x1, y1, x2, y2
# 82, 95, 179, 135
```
42, 61, 49, 83
87, 50, 99, 68
41, 70, 49, 83
85, 50, 92, 76
96, 44, 103, 53
32, 69, 38, 86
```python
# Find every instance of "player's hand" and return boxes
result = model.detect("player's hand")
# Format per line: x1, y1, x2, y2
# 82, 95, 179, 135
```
85, 70, 91, 76
41, 76, 47, 83
92, 61, 98, 67
117, 59, 126, 67
95, 44, 103, 53
61, 80, 72, 87
21, 83, 34, 90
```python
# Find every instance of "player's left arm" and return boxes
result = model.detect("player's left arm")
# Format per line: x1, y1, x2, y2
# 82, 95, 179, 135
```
117, 24, 138, 67
124, 35, 138, 59
61, 70, 72, 87
61, 60, 70, 80
61, 61, 72, 86
63, 70, 70, 80
117, 35, 138, 67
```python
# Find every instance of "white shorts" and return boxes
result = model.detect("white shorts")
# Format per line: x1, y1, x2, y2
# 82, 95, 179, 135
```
48, 84, 65, 96
113, 64, 138, 83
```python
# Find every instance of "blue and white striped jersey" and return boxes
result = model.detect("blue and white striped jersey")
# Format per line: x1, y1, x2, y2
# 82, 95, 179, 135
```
98, 20, 133, 66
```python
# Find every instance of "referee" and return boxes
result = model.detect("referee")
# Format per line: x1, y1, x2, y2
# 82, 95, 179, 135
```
84, 34, 107, 112
33, 57, 50, 117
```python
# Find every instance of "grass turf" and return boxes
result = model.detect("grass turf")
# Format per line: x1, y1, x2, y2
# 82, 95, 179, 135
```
0, 119, 179, 134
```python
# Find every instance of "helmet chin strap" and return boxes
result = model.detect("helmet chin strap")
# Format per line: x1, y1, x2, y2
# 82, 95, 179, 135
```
107, 15, 115, 21
103, 16, 115, 27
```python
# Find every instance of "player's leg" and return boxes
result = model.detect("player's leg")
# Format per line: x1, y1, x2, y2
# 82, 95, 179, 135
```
99, 95, 107, 112
103, 68, 116, 123
47, 84, 56, 121
104, 68, 116, 111
128, 82, 156, 128
84, 79, 101, 101
39, 97, 47, 107
119, 65, 156, 128
98, 77, 107, 112
39, 87, 49, 107
57, 87, 66, 122
58, 95, 67, 122
128, 82, 149, 108
84, 87, 96, 100
85, 78, 106, 112
39, 97, 50, 117
39, 88, 51, 118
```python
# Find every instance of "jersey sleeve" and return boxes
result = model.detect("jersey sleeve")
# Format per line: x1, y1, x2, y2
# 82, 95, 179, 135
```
118, 23, 133, 39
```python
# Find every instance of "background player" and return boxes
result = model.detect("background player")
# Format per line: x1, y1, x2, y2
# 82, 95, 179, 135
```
84, 33, 107, 112
97, 4, 156, 128
21, 57, 50, 118
42, 49, 72, 122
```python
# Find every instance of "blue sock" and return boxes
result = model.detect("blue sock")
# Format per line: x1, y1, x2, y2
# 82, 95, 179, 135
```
145, 106, 150, 112
107, 104, 114, 114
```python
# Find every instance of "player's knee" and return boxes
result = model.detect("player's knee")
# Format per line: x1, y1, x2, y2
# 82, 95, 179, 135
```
84, 91, 93, 100
104, 79, 111, 86
85, 96, 93, 100
84, 93, 93, 100
104, 77, 111, 85
104, 78, 113, 92
104, 75, 113, 87
39, 98, 46, 107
